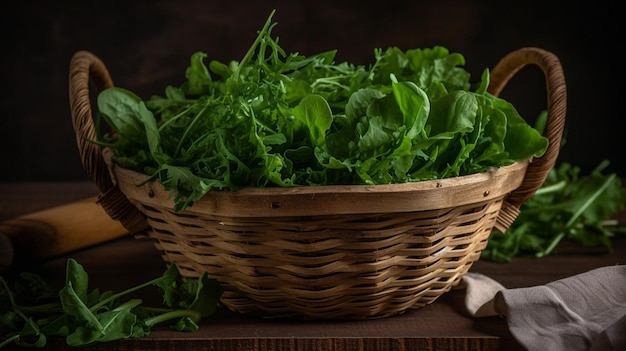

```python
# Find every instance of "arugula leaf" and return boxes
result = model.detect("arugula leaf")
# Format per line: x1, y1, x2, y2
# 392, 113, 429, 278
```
95, 10, 548, 211
0, 259, 222, 348
483, 160, 626, 262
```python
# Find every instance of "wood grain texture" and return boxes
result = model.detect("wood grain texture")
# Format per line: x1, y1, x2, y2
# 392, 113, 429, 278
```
0, 196, 129, 263
113, 159, 528, 217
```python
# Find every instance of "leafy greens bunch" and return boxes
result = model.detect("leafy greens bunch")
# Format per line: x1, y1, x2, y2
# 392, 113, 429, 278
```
96, 10, 548, 211
0, 259, 222, 348
483, 159, 626, 262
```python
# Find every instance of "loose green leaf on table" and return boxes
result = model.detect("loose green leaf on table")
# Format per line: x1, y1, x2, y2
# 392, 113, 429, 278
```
482, 160, 626, 262
0, 258, 222, 348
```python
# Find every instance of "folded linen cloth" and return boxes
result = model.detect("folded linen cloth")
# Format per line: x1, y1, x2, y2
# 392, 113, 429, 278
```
459, 265, 626, 351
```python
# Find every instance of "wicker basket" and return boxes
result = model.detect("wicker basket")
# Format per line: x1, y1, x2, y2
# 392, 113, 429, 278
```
69, 47, 566, 320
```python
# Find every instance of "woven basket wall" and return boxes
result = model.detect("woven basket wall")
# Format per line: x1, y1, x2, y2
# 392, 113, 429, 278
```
110, 156, 528, 319
69, 47, 567, 320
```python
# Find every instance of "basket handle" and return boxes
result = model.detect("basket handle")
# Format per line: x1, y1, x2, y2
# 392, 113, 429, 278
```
69, 50, 149, 235
68, 48, 565, 234
488, 47, 567, 232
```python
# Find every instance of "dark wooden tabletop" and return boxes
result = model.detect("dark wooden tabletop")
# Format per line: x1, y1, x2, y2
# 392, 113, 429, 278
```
1, 182, 624, 351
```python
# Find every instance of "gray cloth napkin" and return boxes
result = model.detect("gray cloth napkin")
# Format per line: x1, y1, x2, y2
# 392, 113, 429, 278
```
459, 265, 626, 351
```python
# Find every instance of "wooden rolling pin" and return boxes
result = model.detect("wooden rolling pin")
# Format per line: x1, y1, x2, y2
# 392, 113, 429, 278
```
0, 196, 129, 268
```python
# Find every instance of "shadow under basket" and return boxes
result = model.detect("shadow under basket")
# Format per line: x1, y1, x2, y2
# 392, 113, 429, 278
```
69, 47, 567, 320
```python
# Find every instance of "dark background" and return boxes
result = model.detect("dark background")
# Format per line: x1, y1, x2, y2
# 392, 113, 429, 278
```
1, 0, 623, 182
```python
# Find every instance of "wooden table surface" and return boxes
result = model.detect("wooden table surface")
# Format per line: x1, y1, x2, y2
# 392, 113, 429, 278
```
1, 182, 624, 351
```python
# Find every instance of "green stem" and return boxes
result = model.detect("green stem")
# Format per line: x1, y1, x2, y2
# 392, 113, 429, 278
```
144, 309, 202, 328
537, 174, 616, 258
15, 302, 63, 314
0, 276, 16, 308
158, 104, 195, 132
537, 231, 565, 258
234, 9, 276, 80
0, 334, 20, 348
565, 174, 616, 228
174, 98, 211, 158
533, 180, 567, 196
0, 277, 31, 323
89, 278, 163, 313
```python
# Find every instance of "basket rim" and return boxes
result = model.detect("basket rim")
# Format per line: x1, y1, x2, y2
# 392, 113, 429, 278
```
106, 149, 530, 217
